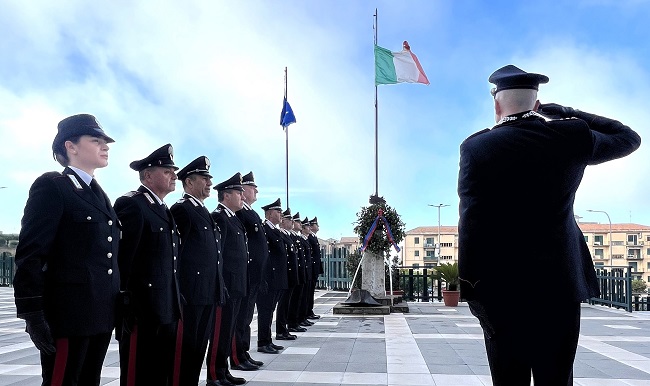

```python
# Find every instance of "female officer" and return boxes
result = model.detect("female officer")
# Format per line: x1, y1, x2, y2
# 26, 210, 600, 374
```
13, 114, 120, 386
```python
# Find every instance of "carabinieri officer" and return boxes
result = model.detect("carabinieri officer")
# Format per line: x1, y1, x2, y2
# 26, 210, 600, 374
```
115, 144, 182, 386
14, 114, 120, 386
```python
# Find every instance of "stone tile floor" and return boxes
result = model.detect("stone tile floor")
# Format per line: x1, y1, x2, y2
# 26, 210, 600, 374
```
1, 288, 650, 385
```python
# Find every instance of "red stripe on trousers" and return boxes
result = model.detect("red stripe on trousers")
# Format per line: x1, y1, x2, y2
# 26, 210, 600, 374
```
231, 333, 239, 366
172, 319, 183, 386
127, 324, 138, 386
51, 338, 69, 386
208, 306, 222, 380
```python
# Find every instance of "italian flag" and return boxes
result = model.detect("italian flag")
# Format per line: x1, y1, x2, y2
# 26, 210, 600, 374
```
374, 41, 430, 86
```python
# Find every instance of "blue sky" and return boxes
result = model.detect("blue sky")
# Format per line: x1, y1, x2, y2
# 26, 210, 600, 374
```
1, 1, 649, 240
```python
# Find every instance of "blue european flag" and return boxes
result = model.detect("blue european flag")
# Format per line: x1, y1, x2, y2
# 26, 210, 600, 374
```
280, 98, 296, 128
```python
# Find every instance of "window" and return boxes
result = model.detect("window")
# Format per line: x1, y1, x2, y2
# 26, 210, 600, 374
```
425, 251, 435, 257
441, 242, 453, 248
414, 237, 420, 245
413, 263, 420, 268
628, 249, 641, 259
628, 234, 638, 245
584, 235, 589, 243
424, 263, 435, 268
425, 237, 434, 246
441, 255, 453, 260
594, 235, 604, 245
414, 251, 419, 257
647, 248, 650, 256
594, 249, 604, 258
647, 236, 650, 242
647, 262, 650, 270
595, 262, 605, 267
630, 262, 638, 272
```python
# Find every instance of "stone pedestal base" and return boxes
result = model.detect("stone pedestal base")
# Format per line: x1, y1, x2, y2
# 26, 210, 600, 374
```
361, 251, 385, 298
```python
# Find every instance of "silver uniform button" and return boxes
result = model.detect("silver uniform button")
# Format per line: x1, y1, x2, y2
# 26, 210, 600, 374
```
107, 236, 113, 242
197, 271, 200, 274
173, 243, 176, 247
108, 220, 113, 225
108, 269, 113, 275
174, 269, 177, 273
204, 226, 208, 230
174, 256, 177, 260
87, 216, 92, 220
107, 253, 112, 258
160, 227, 164, 231
148, 283, 152, 287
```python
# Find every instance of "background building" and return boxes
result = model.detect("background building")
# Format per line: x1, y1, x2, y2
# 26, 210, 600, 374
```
403, 223, 650, 282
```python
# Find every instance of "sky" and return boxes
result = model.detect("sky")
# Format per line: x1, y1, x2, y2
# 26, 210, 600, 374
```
1, 0, 650, 241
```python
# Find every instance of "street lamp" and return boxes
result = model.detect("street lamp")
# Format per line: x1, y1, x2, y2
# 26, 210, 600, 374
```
587, 209, 612, 262
428, 204, 450, 263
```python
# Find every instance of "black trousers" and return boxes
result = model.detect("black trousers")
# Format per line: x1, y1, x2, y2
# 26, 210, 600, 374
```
276, 286, 294, 335
287, 283, 304, 326
256, 288, 282, 346
179, 304, 214, 386
470, 299, 581, 386
119, 320, 179, 386
307, 276, 317, 315
40, 332, 111, 386
299, 279, 312, 322
232, 282, 260, 365
206, 297, 241, 381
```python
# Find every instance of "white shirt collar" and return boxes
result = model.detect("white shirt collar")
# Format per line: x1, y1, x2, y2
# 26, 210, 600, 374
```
68, 166, 93, 186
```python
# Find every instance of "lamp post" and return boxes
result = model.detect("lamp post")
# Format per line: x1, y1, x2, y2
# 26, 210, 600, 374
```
587, 209, 612, 262
428, 204, 450, 264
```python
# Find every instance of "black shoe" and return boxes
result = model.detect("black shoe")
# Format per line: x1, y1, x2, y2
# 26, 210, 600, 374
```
245, 351, 264, 366
288, 325, 307, 332
257, 344, 279, 354
225, 372, 246, 385
230, 360, 259, 371
288, 333, 297, 338
299, 320, 312, 327
276, 333, 297, 340
270, 342, 284, 350
307, 313, 321, 319
207, 379, 236, 386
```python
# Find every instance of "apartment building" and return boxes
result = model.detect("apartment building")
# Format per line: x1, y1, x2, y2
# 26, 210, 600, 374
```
403, 223, 650, 282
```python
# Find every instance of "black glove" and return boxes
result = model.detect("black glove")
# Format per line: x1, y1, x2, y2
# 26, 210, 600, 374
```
24, 311, 56, 354
116, 291, 135, 341
537, 103, 576, 119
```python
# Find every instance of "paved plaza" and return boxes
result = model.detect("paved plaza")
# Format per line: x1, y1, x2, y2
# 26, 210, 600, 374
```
1, 287, 650, 385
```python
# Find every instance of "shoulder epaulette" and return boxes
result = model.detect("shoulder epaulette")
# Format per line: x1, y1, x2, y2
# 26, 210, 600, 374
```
187, 197, 200, 207
176, 198, 186, 204
466, 128, 490, 140
122, 191, 141, 198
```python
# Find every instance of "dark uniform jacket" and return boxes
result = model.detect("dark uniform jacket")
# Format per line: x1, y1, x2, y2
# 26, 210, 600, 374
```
262, 220, 289, 291
290, 232, 306, 285
14, 168, 120, 337
115, 186, 181, 325
236, 203, 269, 286
212, 203, 248, 298
171, 193, 225, 306
307, 233, 324, 279
279, 229, 300, 287
458, 111, 641, 302
300, 234, 313, 281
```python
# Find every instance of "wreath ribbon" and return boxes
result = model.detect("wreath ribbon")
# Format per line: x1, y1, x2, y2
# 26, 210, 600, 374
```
359, 209, 401, 253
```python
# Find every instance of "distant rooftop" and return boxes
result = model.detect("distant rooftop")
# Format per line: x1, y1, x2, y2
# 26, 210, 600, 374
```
406, 223, 650, 235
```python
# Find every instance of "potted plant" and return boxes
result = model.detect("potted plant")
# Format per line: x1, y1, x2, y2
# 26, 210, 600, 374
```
436, 262, 460, 307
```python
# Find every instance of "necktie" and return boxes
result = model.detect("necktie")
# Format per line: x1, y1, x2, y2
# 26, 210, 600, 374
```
90, 179, 107, 208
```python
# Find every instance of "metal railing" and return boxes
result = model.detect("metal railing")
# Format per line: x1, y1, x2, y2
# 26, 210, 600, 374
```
0, 252, 14, 287
588, 265, 633, 311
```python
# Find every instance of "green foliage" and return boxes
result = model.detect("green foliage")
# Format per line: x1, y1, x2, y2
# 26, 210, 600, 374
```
632, 279, 647, 293
346, 250, 363, 288
436, 262, 459, 291
353, 202, 405, 257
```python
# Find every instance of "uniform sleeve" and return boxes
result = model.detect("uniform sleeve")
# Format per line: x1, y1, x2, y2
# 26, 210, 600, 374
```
14, 175, 64, 317
576, 112, 642, 165
115, 197, 144, 291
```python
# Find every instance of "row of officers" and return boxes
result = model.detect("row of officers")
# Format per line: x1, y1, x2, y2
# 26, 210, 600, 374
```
13, 114, 324, 386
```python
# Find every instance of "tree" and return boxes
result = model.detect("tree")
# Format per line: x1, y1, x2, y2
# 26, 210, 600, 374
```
632, 279, 647, 294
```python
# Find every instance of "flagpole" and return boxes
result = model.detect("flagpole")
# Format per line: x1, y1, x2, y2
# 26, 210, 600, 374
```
373, 9, 379, 198
284, 67, 290, 209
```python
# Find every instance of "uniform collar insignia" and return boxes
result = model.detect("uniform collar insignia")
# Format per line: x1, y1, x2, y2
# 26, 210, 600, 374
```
67, 174, 83, 190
